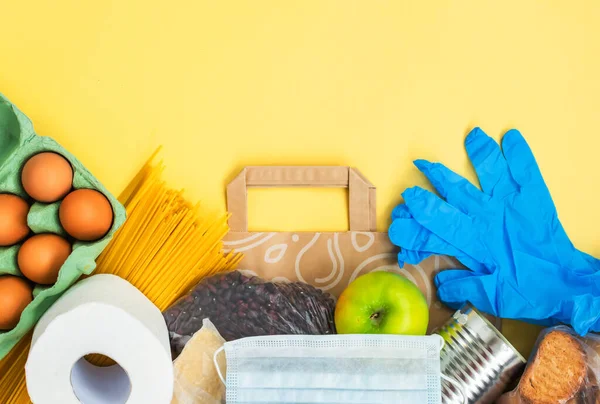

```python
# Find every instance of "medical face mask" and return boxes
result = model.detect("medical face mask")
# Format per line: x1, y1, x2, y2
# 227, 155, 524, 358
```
214, 334, 463, 404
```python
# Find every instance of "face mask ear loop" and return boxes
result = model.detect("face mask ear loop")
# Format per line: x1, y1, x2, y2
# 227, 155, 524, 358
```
439, 335, 467, 404
441, 374, 466, 404
213, 346, 226, 385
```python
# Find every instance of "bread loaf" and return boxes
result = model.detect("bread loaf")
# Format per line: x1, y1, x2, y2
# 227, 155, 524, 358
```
519, 330, 587, 403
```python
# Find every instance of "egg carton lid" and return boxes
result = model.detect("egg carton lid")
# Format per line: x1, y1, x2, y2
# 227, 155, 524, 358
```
0, 94, 37, 171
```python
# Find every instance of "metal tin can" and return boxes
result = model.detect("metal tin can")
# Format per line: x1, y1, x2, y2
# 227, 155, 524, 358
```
437, 303, 526, 404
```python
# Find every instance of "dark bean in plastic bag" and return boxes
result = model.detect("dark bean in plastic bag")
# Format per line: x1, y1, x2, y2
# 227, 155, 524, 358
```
163, 270, 336, 358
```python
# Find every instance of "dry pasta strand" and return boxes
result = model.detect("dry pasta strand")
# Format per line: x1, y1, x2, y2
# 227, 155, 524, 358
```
0, 149, 241, 401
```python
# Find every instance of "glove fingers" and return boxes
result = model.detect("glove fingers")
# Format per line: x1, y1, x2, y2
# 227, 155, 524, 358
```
398, 246, 486, 273
391, 203, 412, 220
402, 186, 488, 264
413, 159, 489, 214
435, 269, 477, 286
389, 216, 436, 250
390, 206, 432, 266
571, 295, 600, 336
501, 129, 545, 188
390, 218, 487, 272
436, 272, 496, 315
397, 248, 432, 266
450, 254, 487, 274
465, 127, 519, 197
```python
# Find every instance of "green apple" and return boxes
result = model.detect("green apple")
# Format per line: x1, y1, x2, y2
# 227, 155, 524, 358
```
335, 271, 429, 335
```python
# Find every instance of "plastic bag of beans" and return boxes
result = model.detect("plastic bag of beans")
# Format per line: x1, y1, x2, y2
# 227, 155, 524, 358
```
163, 270, 336, 358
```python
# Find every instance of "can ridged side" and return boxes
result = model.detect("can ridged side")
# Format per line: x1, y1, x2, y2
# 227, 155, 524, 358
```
437, 304, 526, 404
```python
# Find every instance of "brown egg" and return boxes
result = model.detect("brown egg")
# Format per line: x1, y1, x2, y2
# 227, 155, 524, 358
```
0, 275, 33, 330
21, 152, 73, 202
18, 234, 71, 285
0, 194, 30, 246
59, 189, 113, 241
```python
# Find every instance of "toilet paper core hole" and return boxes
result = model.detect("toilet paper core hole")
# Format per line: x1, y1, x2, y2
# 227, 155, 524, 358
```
70, 354, 132, 404
85, 354, 116, 367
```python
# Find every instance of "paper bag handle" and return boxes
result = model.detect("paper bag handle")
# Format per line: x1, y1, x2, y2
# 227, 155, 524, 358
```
227, 166, 376, 232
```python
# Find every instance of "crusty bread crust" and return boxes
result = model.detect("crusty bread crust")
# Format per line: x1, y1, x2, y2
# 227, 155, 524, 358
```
519, 330, 587, 403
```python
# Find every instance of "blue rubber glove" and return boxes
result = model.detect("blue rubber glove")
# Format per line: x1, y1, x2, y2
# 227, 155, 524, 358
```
388, 128, 600, 335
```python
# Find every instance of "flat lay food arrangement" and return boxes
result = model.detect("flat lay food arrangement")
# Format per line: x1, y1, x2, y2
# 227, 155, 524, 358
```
0, 92, 597, 404
1, 3, 598, 402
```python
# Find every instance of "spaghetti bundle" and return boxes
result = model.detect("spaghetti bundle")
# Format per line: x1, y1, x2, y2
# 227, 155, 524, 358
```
94, 149, 241, 309
0, 149, 241, 403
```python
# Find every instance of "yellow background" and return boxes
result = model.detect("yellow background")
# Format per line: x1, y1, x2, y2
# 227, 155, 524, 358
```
2, 1, 600, 354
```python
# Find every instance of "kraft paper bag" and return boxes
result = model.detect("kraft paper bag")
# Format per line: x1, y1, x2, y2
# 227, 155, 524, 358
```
223, 166, 500, 333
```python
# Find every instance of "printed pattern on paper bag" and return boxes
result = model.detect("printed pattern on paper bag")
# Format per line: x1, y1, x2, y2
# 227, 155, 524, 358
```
223, 231, 484, 333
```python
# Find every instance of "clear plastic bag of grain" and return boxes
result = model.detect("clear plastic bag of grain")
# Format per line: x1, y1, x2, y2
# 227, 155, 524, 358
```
497, 325, 600, 404
172, 318, 226, 404
163, 271, 337, 359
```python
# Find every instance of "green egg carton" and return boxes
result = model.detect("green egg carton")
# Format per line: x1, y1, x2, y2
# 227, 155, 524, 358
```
0, 94, 126, 359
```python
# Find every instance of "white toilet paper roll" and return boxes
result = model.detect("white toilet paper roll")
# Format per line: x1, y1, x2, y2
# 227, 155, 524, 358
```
26, 274, 174, 404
